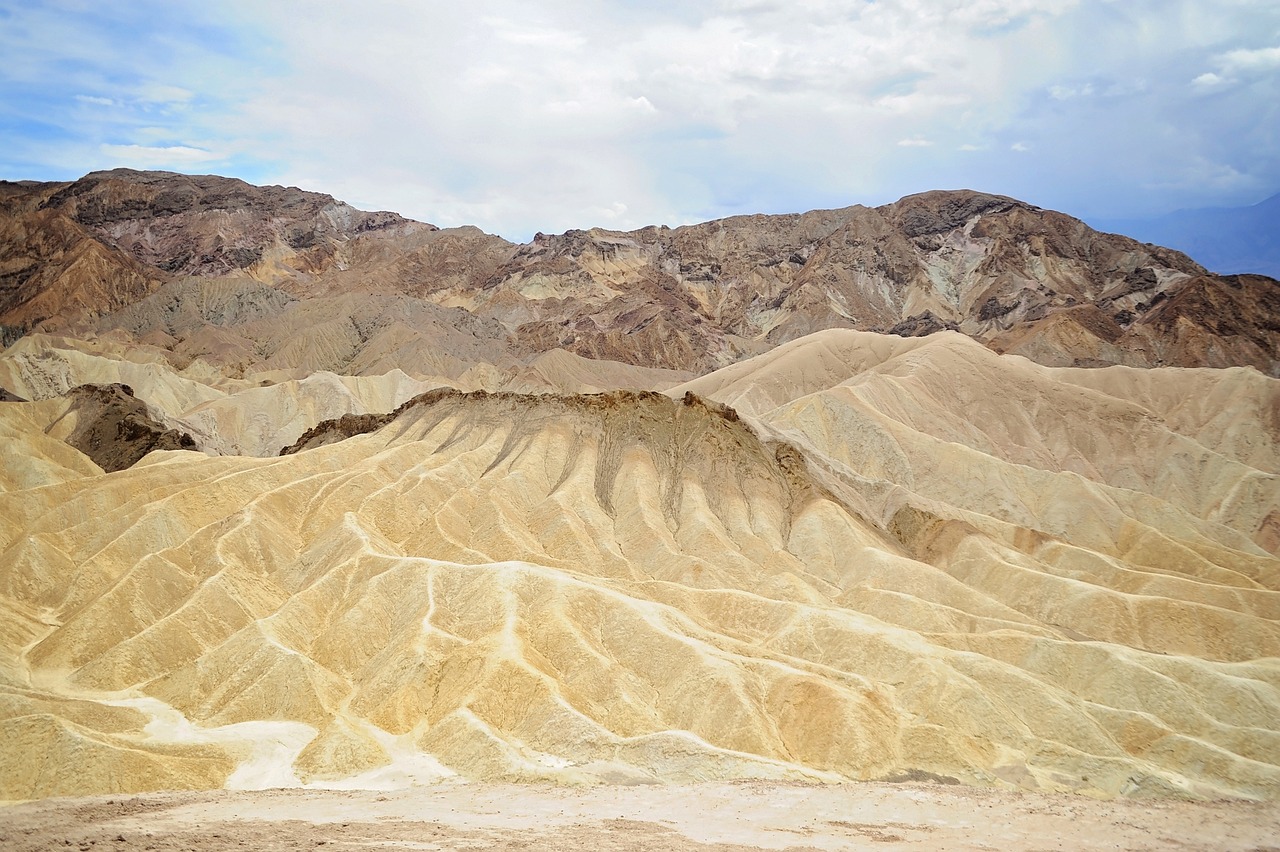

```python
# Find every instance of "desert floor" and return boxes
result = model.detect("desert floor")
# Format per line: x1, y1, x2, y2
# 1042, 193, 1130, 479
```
2, 780, 1279, 851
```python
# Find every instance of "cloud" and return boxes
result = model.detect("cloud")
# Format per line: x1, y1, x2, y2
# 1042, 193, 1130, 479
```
1192, 43, 1280, 91
481, 16, 587, 50
0, 1, 271, 170
1219, 45, 1280, 73
3, 0, 1280, 233
215, 0, 1104, 235
1192, 72, 1227, 91
98, 144, 223, 166
135, 84, 194, 104
1048, 82, 1094, 100
1141, 156, 1254, 192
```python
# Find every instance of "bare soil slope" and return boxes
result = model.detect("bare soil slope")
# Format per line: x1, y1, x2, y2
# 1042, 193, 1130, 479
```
1, 331, 1276, 802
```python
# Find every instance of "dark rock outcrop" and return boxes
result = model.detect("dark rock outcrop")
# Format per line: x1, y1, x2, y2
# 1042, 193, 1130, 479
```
54, 383, 198, 471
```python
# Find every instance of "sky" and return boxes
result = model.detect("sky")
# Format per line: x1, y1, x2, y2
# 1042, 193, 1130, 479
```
1, 0, 1277, 241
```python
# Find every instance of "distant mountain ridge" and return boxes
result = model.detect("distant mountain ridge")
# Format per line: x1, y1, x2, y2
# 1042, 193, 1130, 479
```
1095, 193, 1280, 279
2, 169, 1278, 376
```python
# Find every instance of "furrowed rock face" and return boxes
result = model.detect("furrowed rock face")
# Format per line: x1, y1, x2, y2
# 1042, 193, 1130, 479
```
0, 182, 166, 331
444, 190, 1226, 372
40, 168, 433, 281
1, 341, 1277, 800
46, 383, 198, 472
5, 170, 1277, 376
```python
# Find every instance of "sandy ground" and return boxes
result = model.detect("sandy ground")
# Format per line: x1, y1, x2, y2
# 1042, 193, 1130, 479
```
2, 780, 1279, 851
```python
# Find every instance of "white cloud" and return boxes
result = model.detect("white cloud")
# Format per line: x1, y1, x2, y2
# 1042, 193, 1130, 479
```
1142, 156, 1255, 192
1192, 43, 1280, 91
5, 0, 1280, 232
212, 0, 1102, 235
135, 83, 194, 104
481, 16, 587, 50
1192, 72, 1227, 91
1048, 82, 1093, 100
1219, 45, 1280, 73
99, 144, 223, 167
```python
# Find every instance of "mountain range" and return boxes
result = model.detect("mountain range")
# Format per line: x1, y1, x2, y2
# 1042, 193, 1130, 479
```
3, 169, 1277, 379
0, 169, 1277, 802
1094, 193, 1280, 280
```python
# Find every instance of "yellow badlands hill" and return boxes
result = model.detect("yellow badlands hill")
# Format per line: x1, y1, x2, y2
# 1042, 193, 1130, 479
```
0, 329, 1277, 801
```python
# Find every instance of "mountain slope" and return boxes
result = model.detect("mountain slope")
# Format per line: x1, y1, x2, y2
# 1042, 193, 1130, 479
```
38, 168, 434, 282
0, 181, 166, 331
1, 331, 1277, 800
4, 170, 1276, 378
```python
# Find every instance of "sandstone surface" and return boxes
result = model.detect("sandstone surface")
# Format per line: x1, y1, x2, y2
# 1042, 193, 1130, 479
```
0, 330, 1275, 801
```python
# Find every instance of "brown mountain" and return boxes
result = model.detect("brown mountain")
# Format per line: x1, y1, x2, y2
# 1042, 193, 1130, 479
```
486, 192, 1235, 371
0, 168, 435, 333
0, 180, 165, 332
47, 382, 197, 472
2, 169, 1277, 377
36, 168, 431, 280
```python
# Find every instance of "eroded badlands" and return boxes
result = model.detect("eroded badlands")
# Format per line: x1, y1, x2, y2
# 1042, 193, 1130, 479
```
1, 329, 1277, 802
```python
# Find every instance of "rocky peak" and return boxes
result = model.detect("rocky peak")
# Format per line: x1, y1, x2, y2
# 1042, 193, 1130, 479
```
883, 189, 1030, 237
36, 169, 435, 279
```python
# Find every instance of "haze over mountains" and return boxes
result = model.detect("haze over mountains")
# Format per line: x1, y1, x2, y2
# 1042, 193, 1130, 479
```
1095, 193, 1280, 280
1, 169, 1277, 803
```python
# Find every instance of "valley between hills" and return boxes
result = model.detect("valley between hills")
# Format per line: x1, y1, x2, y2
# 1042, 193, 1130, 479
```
0, 169, 1278, 825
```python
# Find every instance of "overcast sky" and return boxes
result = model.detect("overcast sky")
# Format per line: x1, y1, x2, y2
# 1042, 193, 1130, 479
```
1, 0, 1277, 240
